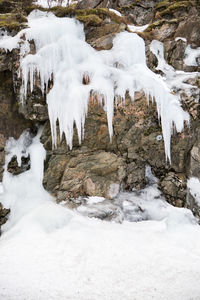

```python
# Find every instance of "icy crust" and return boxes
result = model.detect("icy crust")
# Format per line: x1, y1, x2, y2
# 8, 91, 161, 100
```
34, 0, 78, 8
0, 10, 190, 161
184, 45, 200, 67
187, 177, 200, 207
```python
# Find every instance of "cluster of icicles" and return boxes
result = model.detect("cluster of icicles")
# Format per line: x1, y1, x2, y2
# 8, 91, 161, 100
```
1, 10, 189, 161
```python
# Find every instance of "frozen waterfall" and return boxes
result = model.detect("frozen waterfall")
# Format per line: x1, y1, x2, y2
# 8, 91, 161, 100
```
0, 10, 189, 162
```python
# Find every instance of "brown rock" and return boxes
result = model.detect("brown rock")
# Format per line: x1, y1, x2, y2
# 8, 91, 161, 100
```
175, 17, 200, 47
51, 151, 126, 201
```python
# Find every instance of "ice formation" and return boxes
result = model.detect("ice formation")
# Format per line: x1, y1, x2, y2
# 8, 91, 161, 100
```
184, 45, 200, 67
0, 10, 191, 161
187, 177, 200, 207
150, 40, 199, 92
34, 0, 78, 8
128, 24, 149, 33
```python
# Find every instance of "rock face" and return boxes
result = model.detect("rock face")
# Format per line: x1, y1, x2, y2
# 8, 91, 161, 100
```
0, 0, 200, 223
0, 203, 10, 234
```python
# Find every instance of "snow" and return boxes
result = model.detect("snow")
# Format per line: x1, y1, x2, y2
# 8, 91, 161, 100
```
184, 45, 200, 67
0, 133, 200, 299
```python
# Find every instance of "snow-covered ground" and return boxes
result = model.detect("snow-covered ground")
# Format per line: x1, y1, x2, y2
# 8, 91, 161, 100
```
0, 132, 200, 300
1, 208, 200, 300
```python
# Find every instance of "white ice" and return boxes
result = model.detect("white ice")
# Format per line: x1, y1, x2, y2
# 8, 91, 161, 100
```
109, 8, 122, 17
128, 24, 149, 32
34, 0, 78, 8
184, 45, 200, 67
150, 39, 199, 92
187, 177, 200, 207
0, 133, 200, 299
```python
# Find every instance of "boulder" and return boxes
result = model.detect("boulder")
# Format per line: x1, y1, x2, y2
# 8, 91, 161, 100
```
51, 151, 125, 201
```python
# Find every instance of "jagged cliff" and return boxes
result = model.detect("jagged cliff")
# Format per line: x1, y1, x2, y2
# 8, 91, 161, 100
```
0, 0, 200, 226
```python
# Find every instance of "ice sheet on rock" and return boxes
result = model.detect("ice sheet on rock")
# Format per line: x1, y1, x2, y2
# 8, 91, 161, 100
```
150, 39, 199, 92
184, 45, 200, 67
34, 0, 78, 8
0, 10, 190, 161
128, 24, 149, 32
187, 177, 200, 207
109, 8, 122, 17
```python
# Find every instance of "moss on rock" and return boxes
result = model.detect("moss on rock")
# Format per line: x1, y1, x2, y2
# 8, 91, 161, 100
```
159, 1, 194, 17
76, 14, 102, 26
0, 13, 27, 32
